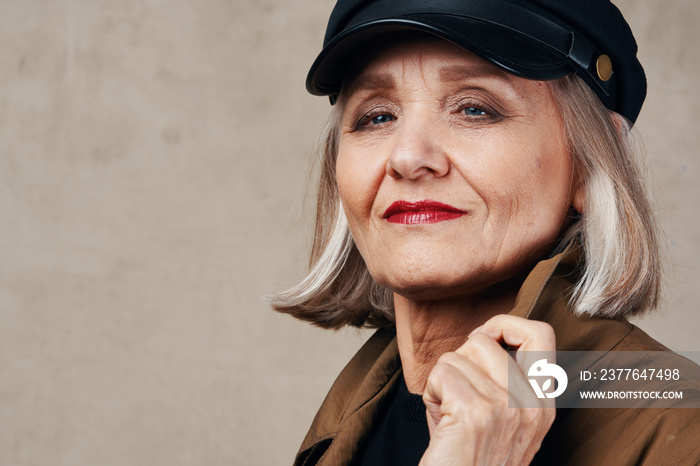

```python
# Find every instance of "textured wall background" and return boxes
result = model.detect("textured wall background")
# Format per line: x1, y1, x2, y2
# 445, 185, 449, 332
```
0, 1, 697, 465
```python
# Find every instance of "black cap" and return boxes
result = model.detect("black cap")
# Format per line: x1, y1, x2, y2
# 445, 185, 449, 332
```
306, 0, 646, 123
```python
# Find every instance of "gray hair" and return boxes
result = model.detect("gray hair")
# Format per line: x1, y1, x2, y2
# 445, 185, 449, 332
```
271, 75, 661, 328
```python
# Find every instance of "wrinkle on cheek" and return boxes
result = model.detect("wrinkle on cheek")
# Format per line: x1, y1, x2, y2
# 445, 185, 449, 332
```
487, 174, 539, 266
479, 194, 509, 252
337, 158, 386, 272
492, 196, 519, 264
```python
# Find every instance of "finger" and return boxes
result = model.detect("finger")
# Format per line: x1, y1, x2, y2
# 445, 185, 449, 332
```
432, 349, 504, 398
423, 354, 483, 406
452, 332, 511, 387
467, 315, 559, 410
470, 314, 556, 375
422, 357, 481, 432
469, 314, 556, 353
438, 347, 552, 411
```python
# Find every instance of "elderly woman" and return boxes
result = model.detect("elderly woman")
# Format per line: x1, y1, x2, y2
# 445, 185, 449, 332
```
274, 0, 700, 464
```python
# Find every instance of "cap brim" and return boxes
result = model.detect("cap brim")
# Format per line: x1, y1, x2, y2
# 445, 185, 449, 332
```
306, 15, 577, 97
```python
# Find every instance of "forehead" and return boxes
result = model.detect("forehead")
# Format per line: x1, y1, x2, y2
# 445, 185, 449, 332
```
340, 33, 530, 97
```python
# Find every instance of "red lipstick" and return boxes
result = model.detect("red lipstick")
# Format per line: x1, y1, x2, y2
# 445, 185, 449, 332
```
383, 200, 467, 224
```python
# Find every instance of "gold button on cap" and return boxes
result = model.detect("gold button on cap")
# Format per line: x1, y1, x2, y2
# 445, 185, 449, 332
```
596, 54, 613, 81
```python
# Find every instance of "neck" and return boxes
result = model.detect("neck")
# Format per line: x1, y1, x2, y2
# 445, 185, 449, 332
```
395, 287, 518, 394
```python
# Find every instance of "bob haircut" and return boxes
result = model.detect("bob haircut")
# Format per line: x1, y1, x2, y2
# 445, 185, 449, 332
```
272, 74, 661, 329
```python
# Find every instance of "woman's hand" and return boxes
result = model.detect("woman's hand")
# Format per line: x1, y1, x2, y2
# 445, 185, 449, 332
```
419, 315, 556, 466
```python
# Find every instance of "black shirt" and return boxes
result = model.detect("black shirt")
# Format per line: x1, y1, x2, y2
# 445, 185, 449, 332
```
355, 374, 430, 465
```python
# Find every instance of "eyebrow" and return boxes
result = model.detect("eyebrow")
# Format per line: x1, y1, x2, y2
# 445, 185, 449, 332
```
347, 64, 517, 95
438, 64, 515, 84
347, 73, 396, 94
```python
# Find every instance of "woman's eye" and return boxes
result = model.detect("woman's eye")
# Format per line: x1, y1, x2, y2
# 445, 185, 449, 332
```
463, 106, 487, 117
370, 114, 394, 125
354, 111, 395, 130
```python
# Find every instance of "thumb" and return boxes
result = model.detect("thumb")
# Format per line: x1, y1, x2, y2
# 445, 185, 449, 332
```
423, 392, 440, 436
422, 362, 450, 436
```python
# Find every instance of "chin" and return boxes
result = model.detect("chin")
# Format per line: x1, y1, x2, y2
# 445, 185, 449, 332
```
373, 257, 529, 303
377, 270, 480, 302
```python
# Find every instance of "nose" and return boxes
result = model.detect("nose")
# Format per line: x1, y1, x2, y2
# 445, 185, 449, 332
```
386, 117, 450, 180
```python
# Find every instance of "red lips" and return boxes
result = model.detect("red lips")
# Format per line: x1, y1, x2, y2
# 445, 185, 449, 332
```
383, 200, 467, 224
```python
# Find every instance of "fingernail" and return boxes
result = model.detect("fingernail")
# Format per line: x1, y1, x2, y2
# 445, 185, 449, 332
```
468, 325, 484, 337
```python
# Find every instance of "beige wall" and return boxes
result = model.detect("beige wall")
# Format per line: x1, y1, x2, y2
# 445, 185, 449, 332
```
0, 1, 697, 465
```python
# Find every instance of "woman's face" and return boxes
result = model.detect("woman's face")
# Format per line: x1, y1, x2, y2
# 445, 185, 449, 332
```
336, 36, 584, 301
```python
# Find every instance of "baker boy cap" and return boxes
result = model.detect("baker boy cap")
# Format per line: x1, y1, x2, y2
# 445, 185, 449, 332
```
306, 0, 646, 123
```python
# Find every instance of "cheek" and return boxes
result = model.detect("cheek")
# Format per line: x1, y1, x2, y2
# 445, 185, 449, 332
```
514, 147, 574, 238
473, 133, 573, 239
335, 146, 384, 244
535, 138, 574, 206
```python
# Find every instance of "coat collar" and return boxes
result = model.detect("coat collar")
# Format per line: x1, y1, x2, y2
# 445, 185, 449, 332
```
511, 239, 633, 352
